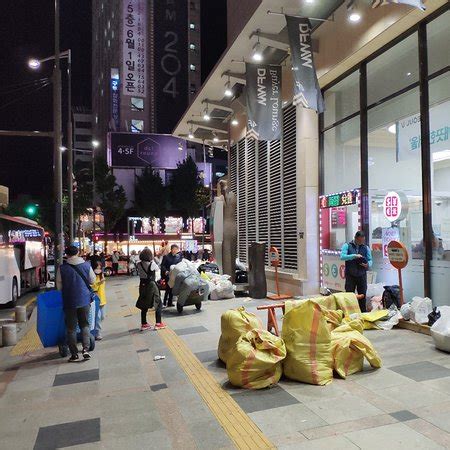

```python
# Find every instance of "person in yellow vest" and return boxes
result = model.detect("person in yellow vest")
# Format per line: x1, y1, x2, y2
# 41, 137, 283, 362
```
93, 261, 107, 340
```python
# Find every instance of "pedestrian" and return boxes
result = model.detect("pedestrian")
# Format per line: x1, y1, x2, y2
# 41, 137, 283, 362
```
161, 244, 182, 307
111, 250, 119, 276
90, 250, 100, 270
135, 248, 165, 331
56, 245, 96, 362
92, 261, 106, 340
340, 231, 373, 312
100, 252, 106, 268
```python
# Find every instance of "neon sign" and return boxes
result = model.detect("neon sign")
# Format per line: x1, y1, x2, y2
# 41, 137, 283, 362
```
320, 190, 358, 209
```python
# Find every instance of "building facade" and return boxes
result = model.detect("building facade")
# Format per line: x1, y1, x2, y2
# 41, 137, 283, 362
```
73, 107, 94, 170
173, 0, 450, 305
91, 0, 202, 153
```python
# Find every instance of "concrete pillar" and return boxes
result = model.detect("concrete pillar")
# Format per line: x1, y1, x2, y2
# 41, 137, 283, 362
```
15, 306, 27, 323
296, 106, 320, 295
2, 324, 17, 347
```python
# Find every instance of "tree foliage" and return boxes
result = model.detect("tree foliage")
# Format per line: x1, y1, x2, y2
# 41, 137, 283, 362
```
169, 156, 202, 222
134, 165, 166, 229
94, 156, 127, 240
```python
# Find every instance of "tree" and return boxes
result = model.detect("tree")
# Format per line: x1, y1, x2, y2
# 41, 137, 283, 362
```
169, 156, 202, 231
134, 165, 166, 251
94, 156, 127, 249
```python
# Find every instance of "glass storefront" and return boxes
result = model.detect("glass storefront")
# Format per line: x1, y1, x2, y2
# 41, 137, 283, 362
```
320, 6, 450, 304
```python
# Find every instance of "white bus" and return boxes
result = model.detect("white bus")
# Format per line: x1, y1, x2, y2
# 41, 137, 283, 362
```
0, 214, 45, 305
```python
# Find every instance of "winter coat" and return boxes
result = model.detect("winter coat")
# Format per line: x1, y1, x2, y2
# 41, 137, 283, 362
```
136, 279, 161, 310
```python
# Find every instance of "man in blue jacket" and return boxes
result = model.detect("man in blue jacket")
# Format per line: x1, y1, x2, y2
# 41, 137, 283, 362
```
56, 245, 96, 362
340, 231, 372, 312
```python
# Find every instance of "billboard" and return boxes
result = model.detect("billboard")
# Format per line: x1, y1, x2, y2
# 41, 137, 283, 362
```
122, 0, 147, 98
154, 0, 188, 133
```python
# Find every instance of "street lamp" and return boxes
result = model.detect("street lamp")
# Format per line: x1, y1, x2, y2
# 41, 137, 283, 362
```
28, 46, 73, 248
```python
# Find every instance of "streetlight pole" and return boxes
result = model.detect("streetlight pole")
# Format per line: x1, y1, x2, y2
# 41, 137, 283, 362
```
66, 49, 74, 243
53, 0, 64, 268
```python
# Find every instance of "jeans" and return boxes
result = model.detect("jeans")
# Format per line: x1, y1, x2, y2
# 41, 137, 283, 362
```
345, 274, 368, 312
95, 305, 105, 336
163, 288, 173, 306
141, 305, 162, 325
64, 305, 91, 356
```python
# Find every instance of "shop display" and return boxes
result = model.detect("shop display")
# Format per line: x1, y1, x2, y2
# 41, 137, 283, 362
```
431, 306, 450, 353
218, 307, 262, 364
227, 329, 286, 389
282, 300, 333, 386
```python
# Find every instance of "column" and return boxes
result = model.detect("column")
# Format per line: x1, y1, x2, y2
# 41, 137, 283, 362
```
296, 106, 320, 295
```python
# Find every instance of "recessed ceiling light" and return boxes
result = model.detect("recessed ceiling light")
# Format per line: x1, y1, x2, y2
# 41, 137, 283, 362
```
231, 118, 238, 126
388, 124, 396, 134
406, 72, 412, 76
349, 12, 361, 22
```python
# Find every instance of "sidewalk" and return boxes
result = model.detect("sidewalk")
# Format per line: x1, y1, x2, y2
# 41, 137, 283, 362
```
0, 277, 450, 449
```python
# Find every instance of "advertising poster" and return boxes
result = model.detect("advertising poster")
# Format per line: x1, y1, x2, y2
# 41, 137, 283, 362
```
246, 63, 282, 141
382, 227, 400, 259
322, 252, 346, 291
122, 0, 146, 98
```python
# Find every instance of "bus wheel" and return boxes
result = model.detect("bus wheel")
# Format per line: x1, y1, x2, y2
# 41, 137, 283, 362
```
10, 278, 18, 307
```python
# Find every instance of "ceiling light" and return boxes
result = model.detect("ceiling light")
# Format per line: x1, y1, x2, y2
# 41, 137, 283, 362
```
188, 132, 194, 139
213, 135, 219, 143
252, 32, 263, 62
28, 58, 41, 69
388, 124, 396, 134
203, 103, 210, 121
349, 12, 361, 22
92, 140, 100, 148
59, 146, 67, 151
231, 118, 238, 126
305, 0, 314, 3
224, 77, 233, 97
406, 72, 412, 77
347, 0, 362, 23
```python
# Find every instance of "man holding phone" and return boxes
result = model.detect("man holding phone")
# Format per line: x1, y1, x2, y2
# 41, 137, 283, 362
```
340, 231, 373, 312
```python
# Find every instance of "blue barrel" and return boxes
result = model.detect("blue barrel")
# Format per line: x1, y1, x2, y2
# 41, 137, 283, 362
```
37, 290, 66, 347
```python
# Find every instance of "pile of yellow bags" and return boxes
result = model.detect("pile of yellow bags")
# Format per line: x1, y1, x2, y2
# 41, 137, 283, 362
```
218, 307, 262, 364
227, 329, 286, 389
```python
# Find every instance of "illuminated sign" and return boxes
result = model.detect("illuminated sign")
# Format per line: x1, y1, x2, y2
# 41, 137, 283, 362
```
320, 190, 358, 209
383, 191, 408, 222
8, 229, 42, 243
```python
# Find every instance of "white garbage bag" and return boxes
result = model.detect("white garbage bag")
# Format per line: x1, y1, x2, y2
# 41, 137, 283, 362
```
431, 306, 450, 352
208, 273, 235, 300
376, 305, 401, 330
400, 303, 412, 321
410, 296, 433, 324
366, 283, 385, 300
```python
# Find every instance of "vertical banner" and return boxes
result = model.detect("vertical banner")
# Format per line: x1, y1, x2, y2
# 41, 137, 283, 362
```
122, 0, 147, 97
110, 78, 120, 131
285, 15, 324, 113
154, 0, 188, 134
246, 63, 282, 141
371, 0, 425, 10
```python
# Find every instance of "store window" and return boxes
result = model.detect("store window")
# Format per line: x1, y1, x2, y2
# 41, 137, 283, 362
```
323, 115, 360, 195
430, 71, 450, 306
324, 70, 359, 128
367, 33, 419, 106
427, 11, 450, 75
368, 88, 424, 300
131, 97, 144, 111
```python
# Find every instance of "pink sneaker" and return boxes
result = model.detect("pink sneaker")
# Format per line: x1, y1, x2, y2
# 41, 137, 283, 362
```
154, 323, 167, 330
140, 323, 153, 331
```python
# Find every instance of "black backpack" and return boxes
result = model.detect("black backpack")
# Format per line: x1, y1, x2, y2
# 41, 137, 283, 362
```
382, 285, 401, 309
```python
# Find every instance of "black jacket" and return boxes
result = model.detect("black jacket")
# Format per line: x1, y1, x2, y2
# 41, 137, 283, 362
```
161, 253, 182, 275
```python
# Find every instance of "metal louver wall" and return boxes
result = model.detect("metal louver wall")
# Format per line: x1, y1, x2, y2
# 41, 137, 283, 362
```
269, 140, 282, 258
282, 105, 298, 270
257, 141, 269, 264
237, 138, 247, 263
229, 143, 237, 197
247, 139, 257, 251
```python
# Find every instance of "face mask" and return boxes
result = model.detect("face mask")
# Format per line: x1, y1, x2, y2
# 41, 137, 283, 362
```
94, 269, 102, 274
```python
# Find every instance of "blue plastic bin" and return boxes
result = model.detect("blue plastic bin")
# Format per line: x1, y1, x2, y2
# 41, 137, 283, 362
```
37, 290, 66, 348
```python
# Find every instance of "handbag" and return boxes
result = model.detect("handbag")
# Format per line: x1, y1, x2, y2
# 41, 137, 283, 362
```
68, 263, 100, 304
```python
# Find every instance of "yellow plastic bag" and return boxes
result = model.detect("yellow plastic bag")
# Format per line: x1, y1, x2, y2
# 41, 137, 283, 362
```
331, 319, 382, 379
333, 292, 361, 317
284, 296, 336, 314
227, 329, 286, 389
282, 300, 333, 385
218, 307, 262, 363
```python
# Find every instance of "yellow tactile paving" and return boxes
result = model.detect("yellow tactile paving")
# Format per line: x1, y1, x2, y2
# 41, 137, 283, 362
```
158, 326, 275, 450
10, 325, 43, 356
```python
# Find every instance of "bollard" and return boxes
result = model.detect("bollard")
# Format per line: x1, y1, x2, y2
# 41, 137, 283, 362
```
15, 306, 27, 323
2, 324, 17, 347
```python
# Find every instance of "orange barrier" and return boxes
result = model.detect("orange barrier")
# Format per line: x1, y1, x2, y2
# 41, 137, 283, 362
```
257, 303, 286, 336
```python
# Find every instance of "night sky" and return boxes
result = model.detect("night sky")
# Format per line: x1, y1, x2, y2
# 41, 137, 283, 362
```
0, 0, 227, 201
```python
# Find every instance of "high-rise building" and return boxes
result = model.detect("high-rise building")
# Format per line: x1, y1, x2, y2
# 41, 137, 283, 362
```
91, 0, 202, 151
72, 107, 94, 171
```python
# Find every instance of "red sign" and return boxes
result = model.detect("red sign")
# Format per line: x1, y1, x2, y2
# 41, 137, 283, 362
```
269, 246, 281, 267
387, 240, 409, 269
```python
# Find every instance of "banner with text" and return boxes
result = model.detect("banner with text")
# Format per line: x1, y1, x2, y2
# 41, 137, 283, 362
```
110, 78, 120, 131
285, 15, 324, 113
397, 100, 450, 161
122, 0, 146, 98
246, 63, 282, 141
154, 0, 188, 134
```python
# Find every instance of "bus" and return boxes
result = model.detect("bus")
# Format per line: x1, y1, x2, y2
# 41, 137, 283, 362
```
0, 214, 46, 305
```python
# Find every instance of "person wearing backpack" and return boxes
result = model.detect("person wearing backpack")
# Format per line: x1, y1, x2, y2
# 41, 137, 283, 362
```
136, 248, 165, 331
56, 245, 96, 362
340, 231, 373, 312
